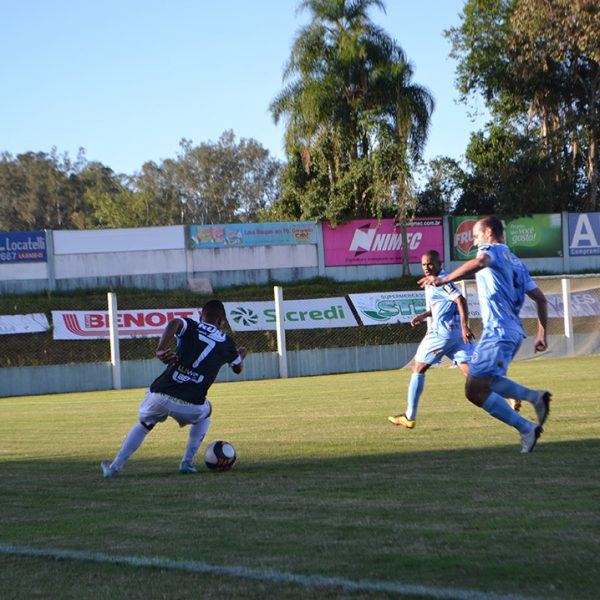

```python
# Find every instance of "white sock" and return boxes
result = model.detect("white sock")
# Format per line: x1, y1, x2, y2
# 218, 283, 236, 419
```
111, 422, 150, 471
182, 418, 211, 464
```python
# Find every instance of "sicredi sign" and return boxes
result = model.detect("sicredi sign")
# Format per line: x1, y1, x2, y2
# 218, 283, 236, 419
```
224, 298, 356, 331
52, 308, 201, 339
322, 219, 443, 266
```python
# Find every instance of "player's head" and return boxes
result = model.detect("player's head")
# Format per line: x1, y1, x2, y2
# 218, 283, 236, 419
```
421, 250, 442, 277
474, 215, 504, 245
201, 299, 227, 328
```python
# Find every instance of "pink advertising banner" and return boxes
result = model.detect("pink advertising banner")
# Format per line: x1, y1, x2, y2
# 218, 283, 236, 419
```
322, 218, 444, 266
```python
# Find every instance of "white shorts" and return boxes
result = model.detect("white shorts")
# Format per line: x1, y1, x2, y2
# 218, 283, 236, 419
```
138, 390, 212, 428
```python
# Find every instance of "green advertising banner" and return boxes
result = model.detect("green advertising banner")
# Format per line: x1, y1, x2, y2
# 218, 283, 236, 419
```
451, 214, 563, 260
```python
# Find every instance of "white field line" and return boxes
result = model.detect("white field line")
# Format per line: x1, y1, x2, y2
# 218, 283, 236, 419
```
0, 544, 549, 600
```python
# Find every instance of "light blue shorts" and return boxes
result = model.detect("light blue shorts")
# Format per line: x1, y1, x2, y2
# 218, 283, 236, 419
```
414, 331, 474, 366
469, 327, 524, 378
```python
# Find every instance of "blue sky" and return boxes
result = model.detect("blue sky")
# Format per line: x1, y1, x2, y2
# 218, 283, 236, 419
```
0, 0, 488, 175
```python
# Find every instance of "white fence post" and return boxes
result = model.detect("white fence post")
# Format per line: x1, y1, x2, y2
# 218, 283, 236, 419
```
107, 292, 122, 389
561, 278, 575, 356
274, 285, 288, 379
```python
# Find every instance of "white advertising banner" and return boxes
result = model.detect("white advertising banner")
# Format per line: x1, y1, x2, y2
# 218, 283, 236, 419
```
51, 308, 201, 340
224, 298, 357, 331
466, 291, 600, 319
348, 291, 427, 325
0, 313, 50, 335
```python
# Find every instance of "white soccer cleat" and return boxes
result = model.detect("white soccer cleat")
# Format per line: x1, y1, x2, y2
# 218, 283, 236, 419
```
534, 391, 552, 426
520, 425, 543, 453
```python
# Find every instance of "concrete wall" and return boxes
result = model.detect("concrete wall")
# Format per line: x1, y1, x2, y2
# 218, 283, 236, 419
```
0, 343, 420, 398
5, 332, 597, 398
3, 216, 600, 295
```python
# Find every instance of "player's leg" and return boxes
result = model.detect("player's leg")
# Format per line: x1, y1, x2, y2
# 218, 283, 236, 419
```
451, 337, 474, 378
467, 332, 542, 452
388, 333, 441, 428
406, 361, 429, 418
180, 417, 211, 473
101, 391, 167, 478
489, 378, 551, 425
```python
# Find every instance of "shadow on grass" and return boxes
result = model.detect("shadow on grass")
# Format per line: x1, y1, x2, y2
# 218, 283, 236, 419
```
1, 440, 599, 599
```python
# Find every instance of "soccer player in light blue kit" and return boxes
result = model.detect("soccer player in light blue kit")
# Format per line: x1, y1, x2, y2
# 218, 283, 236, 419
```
418, 216, 551, 453
388, 250, 474, 429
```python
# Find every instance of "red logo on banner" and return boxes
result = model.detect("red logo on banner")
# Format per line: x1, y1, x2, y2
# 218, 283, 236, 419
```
455, 219, 477, 257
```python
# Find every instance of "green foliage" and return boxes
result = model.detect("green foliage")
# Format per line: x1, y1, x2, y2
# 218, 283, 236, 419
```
446, 0, 600, 214
415, 157, 464, 216
0, 133, 282, 232
269, 0, 433, 224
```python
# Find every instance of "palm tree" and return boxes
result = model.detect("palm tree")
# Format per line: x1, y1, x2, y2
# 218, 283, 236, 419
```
270, 0, 434, 222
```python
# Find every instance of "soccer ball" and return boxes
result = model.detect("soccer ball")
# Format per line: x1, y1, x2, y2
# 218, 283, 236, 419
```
203, 440, 236, 472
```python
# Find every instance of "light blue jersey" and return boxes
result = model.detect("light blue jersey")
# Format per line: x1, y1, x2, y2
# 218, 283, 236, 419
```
475, 243, 537, 335
427, 270, 464, 339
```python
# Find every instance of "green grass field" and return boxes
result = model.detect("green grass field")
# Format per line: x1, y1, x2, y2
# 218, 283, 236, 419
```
1, 356, 599, 599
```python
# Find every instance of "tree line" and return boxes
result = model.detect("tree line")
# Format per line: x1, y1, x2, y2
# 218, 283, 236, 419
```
0, 131, 281, 231
1, 0, 598, 232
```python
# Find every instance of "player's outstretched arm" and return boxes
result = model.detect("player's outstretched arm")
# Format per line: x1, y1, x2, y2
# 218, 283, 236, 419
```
418, 255, 490, 288
526, 287, 548, 352
155, 319, 183, 364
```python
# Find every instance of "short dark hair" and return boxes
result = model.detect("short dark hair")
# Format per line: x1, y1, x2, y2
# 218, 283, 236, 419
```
477, 215, 504, 239
202, 299, 226, 322
422, 250, 441, 262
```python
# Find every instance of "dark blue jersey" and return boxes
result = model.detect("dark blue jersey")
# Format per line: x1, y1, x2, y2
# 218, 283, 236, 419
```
150, 317, 241, 404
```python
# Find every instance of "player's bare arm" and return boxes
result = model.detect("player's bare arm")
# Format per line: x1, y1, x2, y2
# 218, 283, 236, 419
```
454, 295, 475, 343
155, 318, 183, 364
410, 311, 431, 327
418, 255, 490, 288
526, 287, 549, 353
232, 346, 247, 374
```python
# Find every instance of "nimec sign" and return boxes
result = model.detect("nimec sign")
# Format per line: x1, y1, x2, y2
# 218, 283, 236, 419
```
323, 218, 443, 266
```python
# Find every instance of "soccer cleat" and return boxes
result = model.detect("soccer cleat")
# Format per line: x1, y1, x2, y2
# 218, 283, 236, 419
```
508, 398, 522, 412
387, 414, 416, 429
179, 461, 198, 474
534, 391, 551, 426
520, 425, 543, 453
100, 461, 118, 479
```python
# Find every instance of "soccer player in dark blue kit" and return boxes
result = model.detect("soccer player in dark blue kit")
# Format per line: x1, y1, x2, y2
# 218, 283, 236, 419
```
101, 300, 246, 477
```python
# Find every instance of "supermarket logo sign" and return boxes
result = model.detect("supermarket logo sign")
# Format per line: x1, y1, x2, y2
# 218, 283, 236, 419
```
223, 298, 357, 331
348, 291, 426, 326
52, 308, 201, 339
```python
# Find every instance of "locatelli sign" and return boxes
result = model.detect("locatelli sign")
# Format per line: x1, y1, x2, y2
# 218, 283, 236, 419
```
0, 231, 47, 263
223, 298, 357, 331
52, 309, 202, 340
322, 219, 443, 266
